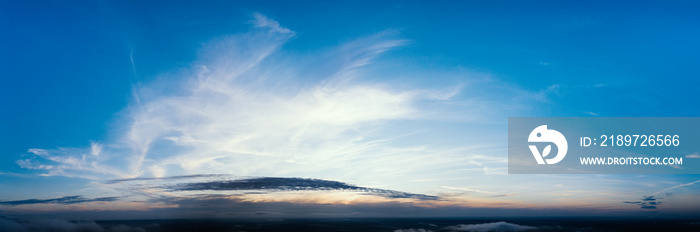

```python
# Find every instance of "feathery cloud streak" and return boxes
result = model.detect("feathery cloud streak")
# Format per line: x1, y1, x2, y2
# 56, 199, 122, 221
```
16, 14, 539, 196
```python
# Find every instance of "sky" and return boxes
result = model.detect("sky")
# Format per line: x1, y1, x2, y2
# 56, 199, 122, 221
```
1, 0, 700, 220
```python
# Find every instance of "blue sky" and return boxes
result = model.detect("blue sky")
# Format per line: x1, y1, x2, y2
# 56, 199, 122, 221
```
1, 1, 700, 219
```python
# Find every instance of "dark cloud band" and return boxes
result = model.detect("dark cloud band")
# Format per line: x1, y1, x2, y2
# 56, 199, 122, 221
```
168, 177, 440, 201
0, 195, 119, 206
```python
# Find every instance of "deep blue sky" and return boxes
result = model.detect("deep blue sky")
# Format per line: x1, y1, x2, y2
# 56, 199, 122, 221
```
1, 0, 700, 219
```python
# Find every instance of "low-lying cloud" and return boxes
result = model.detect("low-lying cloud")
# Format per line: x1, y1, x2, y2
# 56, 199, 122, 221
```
116, 175, 440, 201
623, 195, 663, 210
444, 221, 536, 232
169, 177, 439, 200
0, 196, 119, 206
0, 217, 145, 232
395, 222, 537, 232
0, 175, 438, 210
395, 229, 433, 232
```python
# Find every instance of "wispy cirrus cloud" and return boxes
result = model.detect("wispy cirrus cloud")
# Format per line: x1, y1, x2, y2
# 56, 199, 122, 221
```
16, 13, 549, 201
251, 13, 294, 36
17, 144, 124, 179
19, 14, 422, 182
582, 111, 599, 116
652, 179, 700, 196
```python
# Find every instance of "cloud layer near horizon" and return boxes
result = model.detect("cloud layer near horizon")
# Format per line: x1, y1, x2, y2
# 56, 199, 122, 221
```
0, 196, 119, 206
0, 175, 438, 209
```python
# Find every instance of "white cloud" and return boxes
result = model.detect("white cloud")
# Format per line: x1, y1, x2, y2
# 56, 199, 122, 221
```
19, 145, 125, 179
90, 142, 102, 157
121, 30, 427, 182
686, 152, 700, 158
19, 14, 543, 195
445, 222, 536, 232
652, 179, 700, 196
252, 13, 294, 36
442, 186, 497, 194
527, 84, 560, 102
583, 111, 599, 116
